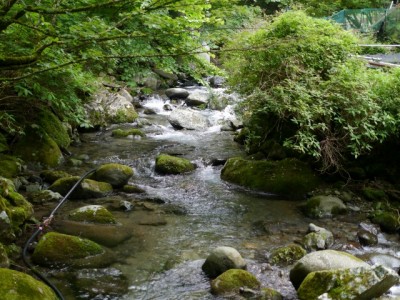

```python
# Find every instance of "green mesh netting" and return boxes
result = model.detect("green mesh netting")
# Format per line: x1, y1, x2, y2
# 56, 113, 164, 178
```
383, 7, 400, 42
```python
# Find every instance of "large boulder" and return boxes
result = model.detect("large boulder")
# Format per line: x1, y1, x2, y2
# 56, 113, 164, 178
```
13, 127, 63, 167
168, 107, 209, 130
32, 232, 112, 268
68, 205, 117, 224
91, 163, 134, 188
0, 177, 33, 243
155, 154, 195, 175
85, 88, 138, 127
211, 269, 260, 296
0, 268, 57, 300
37, 109, 71, 149
165, 88, 189, 99
297, 265, 399, 300
303, 195, 347, 218
221, 157, 320, 198
290, 250, 370, 289
202, 246, 247, 278
185, 90, 210, 107
49, 176, 113, 199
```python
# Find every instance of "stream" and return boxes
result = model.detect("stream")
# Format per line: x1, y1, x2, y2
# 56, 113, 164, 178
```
32, 87, 400, 299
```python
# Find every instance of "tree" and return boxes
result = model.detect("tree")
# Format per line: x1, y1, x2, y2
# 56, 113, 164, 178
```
223, 11, 399, 172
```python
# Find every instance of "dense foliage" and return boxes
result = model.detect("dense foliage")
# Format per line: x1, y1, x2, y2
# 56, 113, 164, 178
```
223, 11, 400, 172
0, 0, 252, 134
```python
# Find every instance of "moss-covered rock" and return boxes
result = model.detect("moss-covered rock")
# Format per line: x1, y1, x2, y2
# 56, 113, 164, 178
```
32, 232, 106, 267
302, 223, 334, 251
122, 184, 145, 194
363, 187, 388, 201
91, 163, 133, 188
40, 170, 72, 184
0, 268, 58, 300
269, 244, 306, 266
260, 288, 283, 300
221, 157, 320, 197
68, 205, 116, 224
111, 128, 145, 138
303, 195, 347, 218
297, 265, 399, 300
0, 243, 9, 268
109, 107, 138, 124
26, 190, 63, 205
211, 269, 260, 295
0, 177, 33, 243
155, 154, 195, 175
37, 110, 71, 149
13, 127, 63, 167
370, 211, 400, 233
0, 154, 23, 178
290, 250, 370, 289
49, 176, 113, 199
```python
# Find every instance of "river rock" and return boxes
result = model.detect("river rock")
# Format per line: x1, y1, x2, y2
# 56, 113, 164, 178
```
122, 184, 145, 194
297, 264, 399, 300
165, 88, 189, 99
68, 205, 117, 224
91, 163, 134, 188
32, 232, 113, 268
111, 128, 145, 138
369, 253, 400, 271
168, 107, 209, 130
0, 268, 58, 300
370, 210, 400, 233
210, 269, 260, 296
40, 170, 72, 184
302, 223, 334, 251
221, 157, 320, 198
155, 154, 195, 175
357, 229, 378, 246
269, 244, 307, 266
0, 154, 24, 178
303, 195, 347, 218
185, 90, 210, 107
290, 249, 370, 289
49, 176, 113, 199
202, 246, 247, 278
54, 220, 132, 247
26, 189, 63, 204
209, 75, 226, 88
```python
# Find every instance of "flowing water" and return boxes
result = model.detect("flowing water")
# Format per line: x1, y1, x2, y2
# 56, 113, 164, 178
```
34, 88, 400, 299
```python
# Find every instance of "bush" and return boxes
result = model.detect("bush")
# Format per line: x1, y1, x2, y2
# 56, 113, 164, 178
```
223, 11, 399, 172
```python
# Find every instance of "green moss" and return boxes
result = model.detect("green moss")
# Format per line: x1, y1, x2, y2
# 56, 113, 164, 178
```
0, 268, 58, 300
0, 154, 23, 178
40, 170, 72, 184
37, 110, 71, 149
68, 205, 116, 224
92, 163, 134, 187
362, 187, 387, 201
111, 128, 145, 138
0, 243, 9, 267
122, 184, 145, 194
155, 154, 195, 175
0, 133, 9, 153
269, 244, 306, 266
371, 211, 400, 233
109, 108, 138, 124
260, 288, 283, 300
12, 128, 63, 167
32, 232, 104, 267
221, 157, 320, 197
211, 269, 260, 295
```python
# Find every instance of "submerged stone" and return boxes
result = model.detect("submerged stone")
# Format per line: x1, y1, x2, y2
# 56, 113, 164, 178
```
91, 163, 134, 188
211, 269, 260, 295
155, 154, 195, 175
221, 157, 320, 198
0, 268, 57, 300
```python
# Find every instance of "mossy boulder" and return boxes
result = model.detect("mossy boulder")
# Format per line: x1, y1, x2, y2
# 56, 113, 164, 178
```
91, 163, 133, 188
111, 128, 145, 138
0, 268, 58, 300
109, 107, 138, 124
40, 170, 72, 184
303, 195, 347, 218
202, 246, 247, 278
211, 269, 260, 295
32, 232, 106, 268
302, 223, 334, 251
260, 288, 283, 300
49, 176, 113, 199
13, 127, 63, 167
0, 154, 24, 178
37, 110, 71, 149
68, 205, 116, 224
297, 265, 399, 300
26, 190, 63, 205
155, 154, 195, 175
0, 177, 33, 243
290, 250, 370, 289
221, 157, 320, 198
269, 244, 306, 266
122, 184, 145, 194
370, 211, 400, 233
